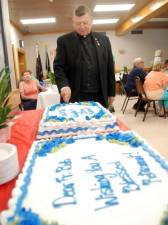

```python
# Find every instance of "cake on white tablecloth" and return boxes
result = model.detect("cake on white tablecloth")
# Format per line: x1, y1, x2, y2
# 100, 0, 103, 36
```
37, 101, 118, 139
1, 131, 168, 225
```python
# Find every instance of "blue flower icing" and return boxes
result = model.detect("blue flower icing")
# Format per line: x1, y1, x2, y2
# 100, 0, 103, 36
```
18, 208, 41, 225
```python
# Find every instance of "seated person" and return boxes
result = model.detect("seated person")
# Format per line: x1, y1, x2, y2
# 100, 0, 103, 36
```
124, 57, 147, 111
143, 63, 168, 116
164, 59, 168, 74
19, 70, 46, 110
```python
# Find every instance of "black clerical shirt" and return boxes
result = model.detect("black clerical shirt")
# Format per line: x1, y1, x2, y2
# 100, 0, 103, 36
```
77, 33, 100, 93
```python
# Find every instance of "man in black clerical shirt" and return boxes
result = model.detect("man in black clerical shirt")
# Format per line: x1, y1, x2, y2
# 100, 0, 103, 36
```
53, 5, 116, 108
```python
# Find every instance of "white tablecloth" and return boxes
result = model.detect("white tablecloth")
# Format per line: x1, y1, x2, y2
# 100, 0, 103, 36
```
36, 86, 60, 109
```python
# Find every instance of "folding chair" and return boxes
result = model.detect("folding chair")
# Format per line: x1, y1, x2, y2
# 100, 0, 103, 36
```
119, 76, 139, 114
134, 77, 166, 121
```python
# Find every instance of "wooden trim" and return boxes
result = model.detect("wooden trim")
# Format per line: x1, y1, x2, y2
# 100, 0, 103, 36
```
116, 0, 168, 36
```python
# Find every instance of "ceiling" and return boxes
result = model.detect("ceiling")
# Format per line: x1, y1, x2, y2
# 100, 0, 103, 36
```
8, 0, 168, 35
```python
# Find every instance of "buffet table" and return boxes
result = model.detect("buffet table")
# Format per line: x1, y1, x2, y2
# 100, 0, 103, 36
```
0, 109, 129, 212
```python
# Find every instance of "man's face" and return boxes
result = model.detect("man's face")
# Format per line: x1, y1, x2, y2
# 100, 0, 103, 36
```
72, 13, 92, 36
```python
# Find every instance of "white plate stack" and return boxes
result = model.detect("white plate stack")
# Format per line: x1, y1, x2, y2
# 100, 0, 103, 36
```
0, 143, 20, 185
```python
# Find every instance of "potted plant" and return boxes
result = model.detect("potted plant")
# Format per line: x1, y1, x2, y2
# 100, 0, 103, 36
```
0, 67, 12, 142
48, 71, 56, 85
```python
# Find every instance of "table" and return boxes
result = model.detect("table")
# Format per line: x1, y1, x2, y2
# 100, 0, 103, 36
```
0, 109, 43, 212
36, 85, 60, 109
0, 110, 129, 212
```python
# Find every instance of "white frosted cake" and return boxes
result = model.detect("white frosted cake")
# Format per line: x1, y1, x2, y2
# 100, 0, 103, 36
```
37, 101, 118, 139
1, 131, 168, 225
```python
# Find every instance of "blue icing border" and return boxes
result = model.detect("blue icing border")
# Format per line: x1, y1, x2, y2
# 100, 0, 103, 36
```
38, 123, 117, 137
7, 131, 168, 224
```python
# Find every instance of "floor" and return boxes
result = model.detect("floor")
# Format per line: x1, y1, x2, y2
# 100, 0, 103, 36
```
113, 94, 168, 160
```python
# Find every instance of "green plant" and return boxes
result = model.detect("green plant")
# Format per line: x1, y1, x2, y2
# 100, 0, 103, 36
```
123, 66, 128, 74
0, 68, 11, 128
48, 71, 56, 85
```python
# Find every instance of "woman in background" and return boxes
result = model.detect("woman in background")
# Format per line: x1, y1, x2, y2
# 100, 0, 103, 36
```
19, 70, 46, 110
143, 63, 168, 116
164, 59, 168, 74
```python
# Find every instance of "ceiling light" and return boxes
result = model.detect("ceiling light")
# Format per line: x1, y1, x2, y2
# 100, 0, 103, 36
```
149, 17, 168, 22
150, 1, 166, 11
93, 19, 119, 24
20, 18, 56, 25
131, 16, 144, 23
94, 4, 135, 12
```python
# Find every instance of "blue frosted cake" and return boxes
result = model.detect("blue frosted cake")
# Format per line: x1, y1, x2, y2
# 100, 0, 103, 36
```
37, 101, 118, 139
1, 131, 168, 225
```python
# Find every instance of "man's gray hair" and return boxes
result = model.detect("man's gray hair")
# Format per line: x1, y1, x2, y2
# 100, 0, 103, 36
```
133, 57, 143, 66
73, 5, 91, 17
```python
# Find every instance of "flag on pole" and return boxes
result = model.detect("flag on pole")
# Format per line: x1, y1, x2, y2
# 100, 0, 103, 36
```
36, 44, 43, 81
45, 46, 51, 76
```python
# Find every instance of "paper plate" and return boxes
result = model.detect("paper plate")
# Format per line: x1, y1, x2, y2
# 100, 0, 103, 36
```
0, 143, 19, 185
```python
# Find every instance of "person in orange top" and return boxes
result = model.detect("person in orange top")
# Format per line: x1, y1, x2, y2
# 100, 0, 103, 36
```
19, 70, 46, 110
143, 63, 168, 116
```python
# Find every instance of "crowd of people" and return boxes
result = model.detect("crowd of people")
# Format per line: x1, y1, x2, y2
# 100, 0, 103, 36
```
124, 59, 168, 115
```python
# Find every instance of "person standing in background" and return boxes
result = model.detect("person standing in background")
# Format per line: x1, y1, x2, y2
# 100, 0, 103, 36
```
53, 5, 115, 108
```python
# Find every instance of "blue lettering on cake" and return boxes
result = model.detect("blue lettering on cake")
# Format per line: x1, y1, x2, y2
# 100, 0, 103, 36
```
55, 159, 72, 172
81, 155, 102, 173
81, 155, 97, 161
93, 174, 119, 211
82, 155, 118, 211
109, 161, 140, 193
53, 158, 77, 208
124, 153, 161, 185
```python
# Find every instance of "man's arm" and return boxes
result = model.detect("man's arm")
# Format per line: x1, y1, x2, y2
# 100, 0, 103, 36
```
53, 37, 70, 91
106, 37, 116, 105
53, 37, 71, 102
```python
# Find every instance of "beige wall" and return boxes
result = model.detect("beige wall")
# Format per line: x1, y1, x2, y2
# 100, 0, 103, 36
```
1, 0, 16, 88
11, 25, 168, 76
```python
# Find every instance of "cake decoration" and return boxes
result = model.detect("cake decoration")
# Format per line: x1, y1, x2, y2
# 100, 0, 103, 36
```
1, 131, 168, 225
37, 101, 118, 139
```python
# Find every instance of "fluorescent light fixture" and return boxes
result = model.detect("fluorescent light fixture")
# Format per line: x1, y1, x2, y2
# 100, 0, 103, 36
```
131, 16, 144, 23
93, 18, 119, 24
20, 18, 56, 25
149, 17, 168, 22
94, 4, 135, 12
150, 1, 165, 11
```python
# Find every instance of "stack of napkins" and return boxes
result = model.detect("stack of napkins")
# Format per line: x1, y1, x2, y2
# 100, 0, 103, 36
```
0, 143, 19, 185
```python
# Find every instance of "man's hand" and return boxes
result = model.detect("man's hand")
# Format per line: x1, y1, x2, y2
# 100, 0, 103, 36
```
60, 87, 71, 103
108, 96, 115, 106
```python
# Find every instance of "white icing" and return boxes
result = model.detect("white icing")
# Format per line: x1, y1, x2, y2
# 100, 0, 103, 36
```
2, 136, 168, 225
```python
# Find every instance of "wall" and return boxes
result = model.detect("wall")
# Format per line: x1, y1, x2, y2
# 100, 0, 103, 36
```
23, 33, 61, 77
12, 28, 168, 76
0, 32, 4, 70
10, 25, 24, 48
1, 0, 16, 88
107, 30, 168, 71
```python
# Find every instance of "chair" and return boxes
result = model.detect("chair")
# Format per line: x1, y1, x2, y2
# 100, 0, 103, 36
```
134, 77, 166, 121
2, 89, 23, 111
119, 76, 139, 114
